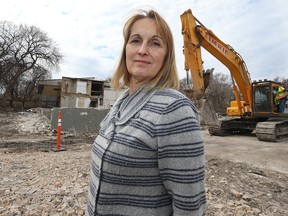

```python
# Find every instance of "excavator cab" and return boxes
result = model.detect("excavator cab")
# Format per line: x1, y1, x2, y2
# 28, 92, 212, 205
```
252, 80, 287, 116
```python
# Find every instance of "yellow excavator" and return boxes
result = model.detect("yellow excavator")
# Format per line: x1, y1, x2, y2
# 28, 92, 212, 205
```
180, 9, 288, 142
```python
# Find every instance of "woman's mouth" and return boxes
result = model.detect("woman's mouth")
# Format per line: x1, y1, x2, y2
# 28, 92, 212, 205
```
134, 60, 151, 64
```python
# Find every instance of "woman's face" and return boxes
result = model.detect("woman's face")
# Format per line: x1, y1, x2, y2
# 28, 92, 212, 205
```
125, 18, 167, 84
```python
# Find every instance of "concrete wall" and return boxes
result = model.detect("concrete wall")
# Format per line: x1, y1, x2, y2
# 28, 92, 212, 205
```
51, 108, 110, 133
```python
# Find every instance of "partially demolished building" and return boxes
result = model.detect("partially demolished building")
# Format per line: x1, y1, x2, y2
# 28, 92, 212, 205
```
38, 77, 123, 108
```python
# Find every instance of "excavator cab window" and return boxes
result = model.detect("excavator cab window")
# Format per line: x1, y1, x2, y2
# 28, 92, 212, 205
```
253, 84, 272, 113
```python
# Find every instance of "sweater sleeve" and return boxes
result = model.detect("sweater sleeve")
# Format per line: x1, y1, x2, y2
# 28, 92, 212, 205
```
157, 98, 206, 216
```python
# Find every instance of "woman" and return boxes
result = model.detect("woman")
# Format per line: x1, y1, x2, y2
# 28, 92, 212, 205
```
86, 8, 206, 216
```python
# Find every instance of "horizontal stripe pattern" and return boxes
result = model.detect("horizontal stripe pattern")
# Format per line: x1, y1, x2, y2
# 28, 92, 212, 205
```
160, 167, 205, 184
129, 116, 200, 137
143, 98, 198, 115
158, 142, 204, 159
172, 191, 207, 211
98, 193, 172, 208
101, 171, 163, 186
86, 88, 206, 216
112, 133, 155, 151
103, 150, 158, 168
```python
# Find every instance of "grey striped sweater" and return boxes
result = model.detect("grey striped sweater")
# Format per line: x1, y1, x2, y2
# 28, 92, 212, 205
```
86, 86, 206, 216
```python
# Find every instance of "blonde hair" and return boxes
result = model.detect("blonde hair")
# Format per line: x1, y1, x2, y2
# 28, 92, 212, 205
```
111, 9, 179, 90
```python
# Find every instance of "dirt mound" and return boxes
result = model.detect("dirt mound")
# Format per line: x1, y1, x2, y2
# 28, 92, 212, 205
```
0, 110, 287, 215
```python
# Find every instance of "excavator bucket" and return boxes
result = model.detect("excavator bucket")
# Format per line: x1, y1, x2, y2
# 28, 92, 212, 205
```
201, 98, 221, 127
183, 68, 220, 127
184, 88, 220, 127
197, 98, 220, 127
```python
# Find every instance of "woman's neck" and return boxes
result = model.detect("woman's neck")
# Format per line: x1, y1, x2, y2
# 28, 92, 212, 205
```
128, 79, 147, 95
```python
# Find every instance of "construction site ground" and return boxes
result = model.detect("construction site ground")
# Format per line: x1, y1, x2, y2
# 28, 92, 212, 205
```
0, 109, 287, 216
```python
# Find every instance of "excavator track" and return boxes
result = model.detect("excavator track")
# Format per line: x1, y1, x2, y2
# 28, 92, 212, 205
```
255, 119, 288, 142
208, 117, 259, 136
208, 125, 254, 136
208, 126, 227, 136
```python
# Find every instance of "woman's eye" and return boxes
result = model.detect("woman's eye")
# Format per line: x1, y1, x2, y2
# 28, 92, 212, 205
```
130, 39, 141, 44
150, 40, 161, 47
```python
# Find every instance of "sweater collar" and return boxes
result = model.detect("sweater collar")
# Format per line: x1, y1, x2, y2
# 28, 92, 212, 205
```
113, 85, 157, 125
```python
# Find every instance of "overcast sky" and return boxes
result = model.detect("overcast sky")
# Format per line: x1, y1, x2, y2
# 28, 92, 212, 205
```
1, 0, 288, 81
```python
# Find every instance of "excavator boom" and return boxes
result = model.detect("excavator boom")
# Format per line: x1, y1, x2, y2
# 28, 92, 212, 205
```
181, 9, 253, 116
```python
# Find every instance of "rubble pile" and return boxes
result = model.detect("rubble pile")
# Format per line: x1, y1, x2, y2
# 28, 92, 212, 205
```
16, 112, 51, 134
205, 156, 288, 216
0, 110, 287, 216
0, 144, 91, 216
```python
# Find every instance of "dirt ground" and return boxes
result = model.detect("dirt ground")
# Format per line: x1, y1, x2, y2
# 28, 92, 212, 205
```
0, 109, 287, 216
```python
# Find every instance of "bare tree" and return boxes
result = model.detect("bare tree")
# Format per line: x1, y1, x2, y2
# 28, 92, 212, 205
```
273, 76, 288, 85
208, 72, 234, 114
0, 21, 63, 107
180, 70, 234, 114
16, 66, 51, 107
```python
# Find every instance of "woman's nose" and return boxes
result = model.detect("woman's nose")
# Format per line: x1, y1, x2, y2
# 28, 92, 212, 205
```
138, 42, 148, 55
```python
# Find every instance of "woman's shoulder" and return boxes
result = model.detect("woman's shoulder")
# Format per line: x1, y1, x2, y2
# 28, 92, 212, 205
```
153, 88, 189, 103
150, 88, 198, 111
149, 88, 199, 118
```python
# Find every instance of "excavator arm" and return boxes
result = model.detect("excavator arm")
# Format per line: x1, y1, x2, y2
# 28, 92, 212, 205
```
180, 9, 253, 117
